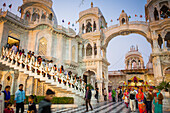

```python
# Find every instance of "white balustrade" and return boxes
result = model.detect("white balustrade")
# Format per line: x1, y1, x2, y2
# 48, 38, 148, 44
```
0, 48, 84, 97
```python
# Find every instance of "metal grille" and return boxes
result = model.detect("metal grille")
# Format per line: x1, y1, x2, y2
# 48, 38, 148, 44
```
38, 37, 47, 56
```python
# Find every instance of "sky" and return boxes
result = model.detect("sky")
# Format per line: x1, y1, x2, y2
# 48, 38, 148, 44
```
0, 0, 152, 71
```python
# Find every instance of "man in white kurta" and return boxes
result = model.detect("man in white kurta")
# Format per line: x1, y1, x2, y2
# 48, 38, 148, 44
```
0, 84, 4, 113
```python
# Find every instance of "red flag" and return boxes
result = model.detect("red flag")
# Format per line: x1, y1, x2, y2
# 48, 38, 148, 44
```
68, 22, 70, 25
140, 15, 142, 18
106, 23, 107, 26
135, 14, 137, 17
3, 3, 6, 7
9, 4, 12, 8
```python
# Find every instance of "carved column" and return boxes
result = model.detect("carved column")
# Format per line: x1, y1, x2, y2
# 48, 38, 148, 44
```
92, 46, 94, 58
97, 40, 101, 58
152, 31, 160, 53
161, 33, 167, 51
96, 79, 104, 102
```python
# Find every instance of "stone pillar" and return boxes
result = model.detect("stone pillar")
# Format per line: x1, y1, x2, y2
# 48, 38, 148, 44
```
33, 79, 38, 95
161, 33, 167, 51
152, 31, 160, 53
97, 80, 104, 102
26, 77, 34, 96
92, 46, 94, 58
0, 23, 9, 53
97, 40, 101, 58
30, 13, 32, 21
152, 56, 163, 82
84, 46, 86, 59
10, 71, 15, 95
79, 44, 83, 60
104, 81, 109, 100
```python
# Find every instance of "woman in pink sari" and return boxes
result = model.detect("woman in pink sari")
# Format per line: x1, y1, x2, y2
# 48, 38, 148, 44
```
136, 89, 147, 113
108, 90, 112, 102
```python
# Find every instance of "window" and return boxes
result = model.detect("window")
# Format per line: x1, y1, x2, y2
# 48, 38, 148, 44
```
38, 37, 47, 56
32, 13, 40, 21
86, 22, 92, 33
160, 5, 170, 19
154, 8, 159, 20
86, 43, 92, 56
158, 34, 163, 49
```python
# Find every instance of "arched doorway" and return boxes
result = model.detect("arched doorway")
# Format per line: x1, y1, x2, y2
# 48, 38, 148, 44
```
83, 70, 96, 88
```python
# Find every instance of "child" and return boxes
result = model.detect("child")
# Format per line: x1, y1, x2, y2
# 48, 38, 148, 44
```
27, 95, 37, 113
4, 102, 14, 113
38, 89, 55, 113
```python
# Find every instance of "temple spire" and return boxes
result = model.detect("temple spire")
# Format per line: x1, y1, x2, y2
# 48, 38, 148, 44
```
91, 2, 93, 8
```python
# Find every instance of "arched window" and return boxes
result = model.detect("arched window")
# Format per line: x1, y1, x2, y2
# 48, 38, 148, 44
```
86, 43, 92, 56
122, 18, 125, 24
41, 13, 46, 20
38, 37, 47, 56
132, 60, 137, 69
82, 24, 85, 34
32, 13, 40, 21
158, 34, 163, 49
24, 11, 31, 20
72, 46, 76, 62
165, 32, 170, 48
154, 8, 159, 20
86, 22, 92, 33
48, 13, 53, 20
160, 5, 170, 19
93, 21, 96, 31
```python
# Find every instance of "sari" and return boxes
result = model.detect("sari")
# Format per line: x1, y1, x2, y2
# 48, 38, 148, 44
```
153, 90, 163, 113
136, 92, 147, 113
123, 91, 129, 107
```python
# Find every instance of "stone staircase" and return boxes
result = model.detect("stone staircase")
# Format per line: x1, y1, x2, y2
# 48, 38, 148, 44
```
0, 47, 85, 99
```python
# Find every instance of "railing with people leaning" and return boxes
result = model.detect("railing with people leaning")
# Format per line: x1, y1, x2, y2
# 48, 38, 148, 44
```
0, 47, 86, 97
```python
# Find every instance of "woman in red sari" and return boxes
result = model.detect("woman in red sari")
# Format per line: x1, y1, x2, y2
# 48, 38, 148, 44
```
136, 89, 147, 113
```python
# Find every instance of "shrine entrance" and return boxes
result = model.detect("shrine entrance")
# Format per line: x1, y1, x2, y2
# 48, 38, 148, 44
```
122, 76, 154, 92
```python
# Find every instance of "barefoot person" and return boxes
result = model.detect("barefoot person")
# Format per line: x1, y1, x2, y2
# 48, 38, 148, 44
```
84, 86, 93, 112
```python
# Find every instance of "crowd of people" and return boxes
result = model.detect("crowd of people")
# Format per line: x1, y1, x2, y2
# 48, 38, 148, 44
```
106, 87, 164, 113
0, 84, 55, 113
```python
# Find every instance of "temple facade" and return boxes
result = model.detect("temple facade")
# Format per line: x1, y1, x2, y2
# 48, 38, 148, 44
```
0, 0, 169, 105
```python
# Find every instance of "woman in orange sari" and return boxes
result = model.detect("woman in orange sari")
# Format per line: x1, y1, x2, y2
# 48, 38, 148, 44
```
136, 89, 147, 113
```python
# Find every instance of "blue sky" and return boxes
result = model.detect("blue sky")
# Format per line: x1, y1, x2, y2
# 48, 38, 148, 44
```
0, 0, 152, 70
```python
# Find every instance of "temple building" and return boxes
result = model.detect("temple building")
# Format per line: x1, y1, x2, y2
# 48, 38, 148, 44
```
108, 45, 170, 90
0, 0, 169, 105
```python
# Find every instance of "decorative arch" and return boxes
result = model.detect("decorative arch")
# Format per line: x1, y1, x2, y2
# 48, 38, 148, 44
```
103, 23, 151, 48
38, 37, 47, 56
165, 32, 170, 48
72, 45, 76, 62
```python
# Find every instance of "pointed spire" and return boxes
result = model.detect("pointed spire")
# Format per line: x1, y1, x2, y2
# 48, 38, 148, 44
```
91, 2, 93, 8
